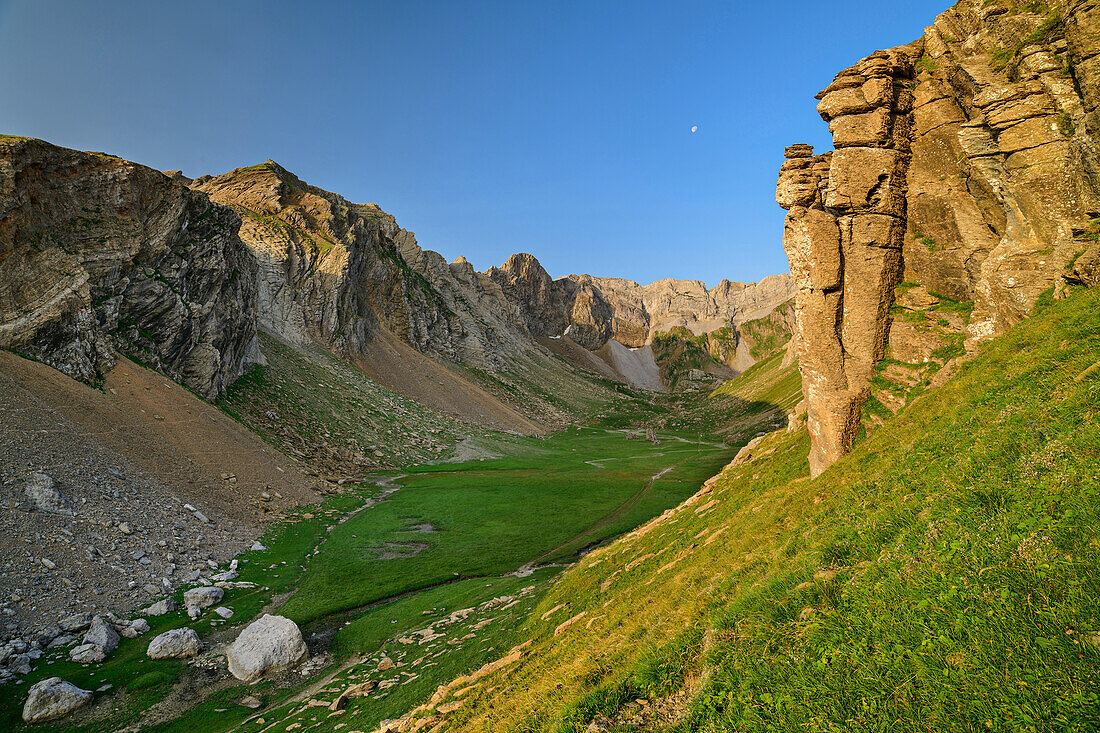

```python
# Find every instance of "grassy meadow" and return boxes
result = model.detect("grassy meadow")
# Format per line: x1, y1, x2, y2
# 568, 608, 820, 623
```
425, 286, 1100, 733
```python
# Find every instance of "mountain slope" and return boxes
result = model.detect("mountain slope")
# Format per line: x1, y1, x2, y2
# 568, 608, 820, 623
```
0, 136, 259, 399
408, 282, 1100, 733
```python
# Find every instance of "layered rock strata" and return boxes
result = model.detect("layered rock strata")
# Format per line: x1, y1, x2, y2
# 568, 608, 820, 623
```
487, 253, 793, 353
191, 162, 530, 371
780, 0, 1100, 475
778, 51, 915, 476
0, 137, 258, 399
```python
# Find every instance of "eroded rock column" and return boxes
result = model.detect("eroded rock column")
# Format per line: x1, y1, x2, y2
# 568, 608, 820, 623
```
778, 50, 915, 476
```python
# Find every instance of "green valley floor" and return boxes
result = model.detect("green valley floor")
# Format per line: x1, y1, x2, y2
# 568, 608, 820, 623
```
0, 377, 792, 733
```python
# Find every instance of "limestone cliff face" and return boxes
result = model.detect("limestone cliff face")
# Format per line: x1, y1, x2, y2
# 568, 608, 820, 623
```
779, 0, 1100, 476
487, 254, 794, 355
192, 162, 531, 370
0, 137, 258, 399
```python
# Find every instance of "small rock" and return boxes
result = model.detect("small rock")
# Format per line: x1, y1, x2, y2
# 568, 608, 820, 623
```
142, 598, 178, 617
22, 473, 72, 515
40, 558, 56, 570
250, 541, 267, 551
377, 656, 396, 671
214, 607, 234, 619
36, 624, 62, 647
21, 677, 92, 723
69, 644, 106, 664
147, 628, 203, 659
82, 617, 119, 653
121, 619, 150, 638
8, 653, 32, 674
183, 587, 223, 618
238, 694, 263, 709
47, 634, 76, 649
118, 522, 132, 535
59, 613, 92, 633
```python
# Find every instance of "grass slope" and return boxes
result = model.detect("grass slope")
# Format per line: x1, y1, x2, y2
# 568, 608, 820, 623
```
430, 286, 1100, 732
2, 409, 771, 732
219, 332, 477, 472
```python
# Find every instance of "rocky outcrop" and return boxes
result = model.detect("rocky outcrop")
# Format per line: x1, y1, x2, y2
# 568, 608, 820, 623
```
0, 137, 259, 399
778, 51, 915, 476
779, 0, 1100, 475
191, 162, 531, 371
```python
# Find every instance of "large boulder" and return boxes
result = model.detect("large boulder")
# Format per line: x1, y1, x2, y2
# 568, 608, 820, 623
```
22, 677, 92, 723
147, 628, 203, 659
226, 614, 308, 682
183, 586, 224, 618
82, 616, 119, 653
22, 473, 71, 515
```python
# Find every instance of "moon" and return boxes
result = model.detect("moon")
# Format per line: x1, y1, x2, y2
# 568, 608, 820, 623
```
691, 125, 698, 133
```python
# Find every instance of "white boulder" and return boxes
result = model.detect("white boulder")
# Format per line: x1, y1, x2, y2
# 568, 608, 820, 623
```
147, 628, 203, 659
226, 614, 308, 682
22, 677, 92, 723
142, 598, 178, 616
183, 586, 224, 618
120, 619, 151, 638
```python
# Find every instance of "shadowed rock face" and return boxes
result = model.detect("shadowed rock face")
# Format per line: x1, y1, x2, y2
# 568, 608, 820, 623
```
0, 137, 258, 399
191, 162, 533, 371
780, 0, 1100, 476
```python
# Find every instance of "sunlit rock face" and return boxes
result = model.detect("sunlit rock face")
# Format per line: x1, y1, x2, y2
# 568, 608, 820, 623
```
779, 0, 1100, 476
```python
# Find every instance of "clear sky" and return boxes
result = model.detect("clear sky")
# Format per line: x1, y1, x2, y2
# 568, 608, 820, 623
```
0, 0, 948, 285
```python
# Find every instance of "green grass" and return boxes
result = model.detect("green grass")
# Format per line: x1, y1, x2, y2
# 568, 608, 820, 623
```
5, 379, 786, 732
432, 285, 1100, 733
736, 300, 794, 360
651, 327, 722, 390
280, 426, 737, 625
218, 332, 475, 471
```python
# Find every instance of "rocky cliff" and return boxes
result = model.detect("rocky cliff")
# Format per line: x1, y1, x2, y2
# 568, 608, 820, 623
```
0, 137, 258, 399
195, 163, 793, 398
779, 0, 1100, 476
487, 252, 793, 356
191, 162, 532, 371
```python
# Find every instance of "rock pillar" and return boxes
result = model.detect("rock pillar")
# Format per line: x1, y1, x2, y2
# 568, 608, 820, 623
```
777, 50, 915, 477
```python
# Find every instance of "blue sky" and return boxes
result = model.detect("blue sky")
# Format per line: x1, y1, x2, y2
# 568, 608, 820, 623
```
0, 0, 947, 285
